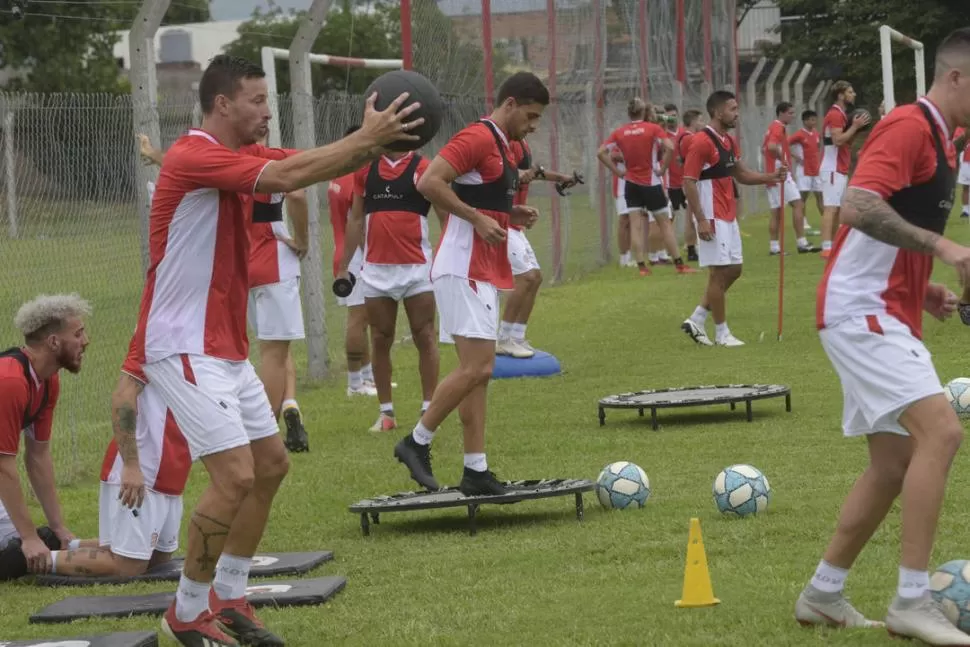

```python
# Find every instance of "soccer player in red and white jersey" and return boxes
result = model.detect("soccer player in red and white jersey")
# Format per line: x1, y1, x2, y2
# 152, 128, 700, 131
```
393, 72, 546, 497
341, 148, 441, 433
677, 109, 705, 262
666, 104, 700, 262
598, 98, 696, 275
763, 101, 817, 255
797, 29, 970, 642
131, 55, 424, 647
681, 91, 786, 347
953, 126, 970, 218
789, 109, 824, 226
0, 294, 88, 580
819, 80, 871, 256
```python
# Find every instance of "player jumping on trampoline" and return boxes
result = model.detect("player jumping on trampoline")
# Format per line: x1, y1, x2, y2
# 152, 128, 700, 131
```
796, 28, 970, 644
340, 147, 444, 433
0, 294, 89, 580
680, 90, 786, 347
393, 71, 547, 496
131, 54, 424, 647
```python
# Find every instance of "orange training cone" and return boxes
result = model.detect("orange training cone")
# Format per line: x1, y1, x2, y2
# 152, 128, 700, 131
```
674, 517, 721, 608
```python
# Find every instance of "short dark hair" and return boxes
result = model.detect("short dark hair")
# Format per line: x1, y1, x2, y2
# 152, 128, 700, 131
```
344, 125, 361, 137
683, 109, 702, 127
935, 28, 970, 77
830, 80, 852, 104
664, 103, 678, 113
802, 109, 817, 121
705, 90, 736, 117
776, 101, 793, 116
497, 72, 550, 107
199, 55, 266, 114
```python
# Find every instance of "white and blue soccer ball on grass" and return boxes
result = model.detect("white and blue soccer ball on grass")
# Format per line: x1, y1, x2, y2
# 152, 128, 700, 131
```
943, 378, 970, 418
713, 464, 771, 517
930, 559, 970, 632
596, 461, 651, 509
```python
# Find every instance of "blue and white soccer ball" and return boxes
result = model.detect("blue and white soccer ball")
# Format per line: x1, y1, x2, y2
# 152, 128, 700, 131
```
713, 464, 771, 517
596, 461, 651, 510
943, 378, 970, 418
930, 559, 970, 632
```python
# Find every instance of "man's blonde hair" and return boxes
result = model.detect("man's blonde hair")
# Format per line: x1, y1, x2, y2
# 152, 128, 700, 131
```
14, 293, 92, 342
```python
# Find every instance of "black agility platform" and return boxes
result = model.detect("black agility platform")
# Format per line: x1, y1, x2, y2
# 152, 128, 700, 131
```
33, 550, 332, 587
0, 632, 157, 647
349, 479, 595, 536
598, 384, 791, 430
29, 576, 346, 624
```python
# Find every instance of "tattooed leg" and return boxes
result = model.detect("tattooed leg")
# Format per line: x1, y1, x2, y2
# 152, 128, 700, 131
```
221, 435, 290, 559
53, 547, 150, 578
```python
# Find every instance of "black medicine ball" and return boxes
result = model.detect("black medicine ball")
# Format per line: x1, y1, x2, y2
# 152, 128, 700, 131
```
364, 70, 443, 152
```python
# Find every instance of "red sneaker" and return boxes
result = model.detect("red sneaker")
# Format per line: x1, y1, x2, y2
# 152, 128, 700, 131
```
209, 591, 284, 647
676, 264, 699, 274
639, 265, 652, 276
162, 602, 239, 646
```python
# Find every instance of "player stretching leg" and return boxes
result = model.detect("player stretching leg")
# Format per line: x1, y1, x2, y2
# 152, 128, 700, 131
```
819, 81, 871, 257
796, 29, 970, 644
681, 91, 785, 347
764, 101, 818, 255
135, 55, 423, 647
394, 72, 547, 495
342, 149, 441, 433
789, 110, 823, 233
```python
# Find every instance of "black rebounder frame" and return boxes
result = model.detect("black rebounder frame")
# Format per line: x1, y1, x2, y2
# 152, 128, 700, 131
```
348, 479, 595, 536
598, 384, 791, 430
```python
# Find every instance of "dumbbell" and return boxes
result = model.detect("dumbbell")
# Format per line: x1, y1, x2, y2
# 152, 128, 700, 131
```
332, 273, 357, 298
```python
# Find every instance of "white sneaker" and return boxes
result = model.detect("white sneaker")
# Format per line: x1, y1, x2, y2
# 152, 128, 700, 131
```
515, 339, 536, 354
347, 383, 378, 397
496, 338, 534, 358
716, 334, 745, 347
681, 318, 714, 346
886, 591, 970, 645
369, 413, 397, 433
794, 586, 883, 629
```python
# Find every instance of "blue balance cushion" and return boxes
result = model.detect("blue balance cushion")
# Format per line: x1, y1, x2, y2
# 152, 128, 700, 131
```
493, 350, 561, 379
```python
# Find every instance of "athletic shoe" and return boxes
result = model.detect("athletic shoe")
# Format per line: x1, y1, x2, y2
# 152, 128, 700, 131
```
369, 413, 397, 433
961, 211, 969, 219
282, 408, 308, 453
162, 603, 239, 647
210, 592, 284, 647
715, 334, 745, 347
675, 264, 698, 274
681, 318, 714, 346
516, 339, 536, 354
794, 585, 883, 629
0, 538, 28, 580
798, 244, 821, 254
496, 338, 534, 358
347, 383, 378, 397
365, 378, 397, 389
394, 434, 440, 491
886, 591, 970, 645
638, 265, 651, 277
959, 303, 970, 326
820, 249, 832, 259
459, 467, 514, 496
769, 250, 790, 256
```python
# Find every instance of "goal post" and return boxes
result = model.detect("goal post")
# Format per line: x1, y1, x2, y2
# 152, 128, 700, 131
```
259, 46, 403, 148
879, 25, 926, 113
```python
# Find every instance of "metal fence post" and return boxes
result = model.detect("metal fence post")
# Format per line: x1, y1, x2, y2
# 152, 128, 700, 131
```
794, 64, 813, 110
2, 96, 19, 239
780, 60, 799, 103
765, 58, 785, 114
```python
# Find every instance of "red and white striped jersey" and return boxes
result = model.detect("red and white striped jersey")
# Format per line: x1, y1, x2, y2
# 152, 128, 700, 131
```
248, 192, 301, 288
100, 341, 192, 496
131, 129, 296, 363
821, 104, 851, 174
328, 173, 356, 277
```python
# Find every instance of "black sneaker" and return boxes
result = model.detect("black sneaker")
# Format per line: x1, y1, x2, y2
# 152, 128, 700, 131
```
459, 467, 512, 496
210, 592, 284, 647
797, 245, 821, 254
282, 408, 308, 453
393, 434, 440, 491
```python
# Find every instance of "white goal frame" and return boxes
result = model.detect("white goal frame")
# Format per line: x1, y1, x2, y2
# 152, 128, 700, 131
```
259, 46, 403, 148
879, 25, 926, 113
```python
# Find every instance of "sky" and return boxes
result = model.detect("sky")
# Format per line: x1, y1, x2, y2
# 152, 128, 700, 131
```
210, 0, 312, 21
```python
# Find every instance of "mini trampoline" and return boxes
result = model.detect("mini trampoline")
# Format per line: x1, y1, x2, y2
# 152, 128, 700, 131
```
598, 384, 791, 430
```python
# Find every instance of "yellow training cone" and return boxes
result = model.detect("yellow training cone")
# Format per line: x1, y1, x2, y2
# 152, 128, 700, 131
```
675, 517, 721, 608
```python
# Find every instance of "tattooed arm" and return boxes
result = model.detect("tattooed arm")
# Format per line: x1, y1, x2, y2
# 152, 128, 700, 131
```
111, 372, 145, 509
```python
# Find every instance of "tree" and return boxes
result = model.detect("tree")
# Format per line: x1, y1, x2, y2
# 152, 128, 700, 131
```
767, 0, 970, 108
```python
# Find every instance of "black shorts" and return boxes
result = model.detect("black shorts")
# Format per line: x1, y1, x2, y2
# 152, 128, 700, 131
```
624, 181, 670, 214
668, 188, 687, 210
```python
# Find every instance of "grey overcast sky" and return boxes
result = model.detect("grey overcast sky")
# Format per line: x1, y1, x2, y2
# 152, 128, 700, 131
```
210, 0, 311, 21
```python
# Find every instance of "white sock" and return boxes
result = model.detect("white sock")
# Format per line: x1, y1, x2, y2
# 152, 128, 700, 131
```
213, 554, 252, 601
498, 321, 512, 340
898, 567, 929, 599
379, 402, 394, 415
822, 240, 832, 251
412, 422, 435, 446
281, 398, 298, 411
811, 560, 848, 593
621, 251, 630, 263
50, 550, 60, 574
690, 306, 709, 326
796, 237, 809, 248
963, 206, 969, 215
463, 453, 487, 472
68, 539, 81, 550
510, 323, 526, 341
175, 574, 211, 622
348, 370, 363, 389
361, 363, 374, 381
715, 322, 729, 339
659, 250, 670, 260
769, 240, 780, 253
421, 400, 431, 413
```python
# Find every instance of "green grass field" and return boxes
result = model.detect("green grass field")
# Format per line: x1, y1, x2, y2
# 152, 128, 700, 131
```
4, 199, 970, 646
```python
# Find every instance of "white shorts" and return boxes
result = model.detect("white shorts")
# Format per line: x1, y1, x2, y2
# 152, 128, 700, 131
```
361, 262, 433, 301
615, 195, 631, 216
766, 174, 802, 209
336, 248, 365, 308
508, 228, 540, 276
248, 277, 305, 341
143, 355, 279, 461
958, 161, 970, 186
822, 171, 848, 207
98, 483, 182, 560
434, 275, 499, 344
819, 315, 943, 437
697, 219, 743, 267
797, 174, 823, 193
